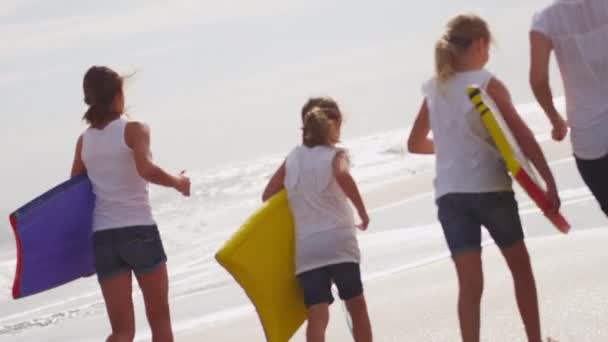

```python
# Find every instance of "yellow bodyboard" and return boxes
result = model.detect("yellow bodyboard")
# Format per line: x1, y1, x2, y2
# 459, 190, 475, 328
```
467, 86, 570, 233
215, 190, 306, 341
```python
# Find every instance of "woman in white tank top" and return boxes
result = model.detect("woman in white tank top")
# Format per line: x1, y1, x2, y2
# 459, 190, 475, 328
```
262, 97, 373, 342
530, 0, 608, 216
70, 66, 190, 342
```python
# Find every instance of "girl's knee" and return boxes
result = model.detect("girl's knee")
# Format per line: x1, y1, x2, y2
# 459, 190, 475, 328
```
345, 295, 368, 314
459, 274, 484, 300
109, 317, 135, 340
503, 243, 534, 272
309, 312, 329, 324
307, 304, 330, 327
147, 303, 171, 317
307, 315, 329, 337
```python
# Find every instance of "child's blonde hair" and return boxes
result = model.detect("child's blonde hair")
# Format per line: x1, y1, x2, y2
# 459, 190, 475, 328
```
435, 14, 492, 82
302, 107, 341, 147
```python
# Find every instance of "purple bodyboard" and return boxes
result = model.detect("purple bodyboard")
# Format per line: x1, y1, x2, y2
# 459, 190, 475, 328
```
9, 174, 95, 299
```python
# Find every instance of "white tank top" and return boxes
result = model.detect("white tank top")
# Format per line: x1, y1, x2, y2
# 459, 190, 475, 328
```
422, 70, 512, 199
81, 118, 155, 231
532, 0, 608, 159
284, 145, 360, 274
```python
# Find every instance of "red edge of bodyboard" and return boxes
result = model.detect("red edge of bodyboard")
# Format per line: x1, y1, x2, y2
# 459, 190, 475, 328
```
9, 214, 23, 299
514, 170, 571, 234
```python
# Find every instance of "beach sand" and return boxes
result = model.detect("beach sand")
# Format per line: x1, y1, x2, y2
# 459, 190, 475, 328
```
178, 229, 608, 342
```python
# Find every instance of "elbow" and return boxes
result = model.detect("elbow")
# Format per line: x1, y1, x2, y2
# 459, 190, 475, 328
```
407, 138, 420, 154
407, 143, 416, 154
261, 187, 272, 202
137, 164, 156, 181
529, 76, 539, 90
529, 72, 548, 91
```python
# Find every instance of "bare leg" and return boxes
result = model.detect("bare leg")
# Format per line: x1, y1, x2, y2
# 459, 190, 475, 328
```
306, 303, 330, 342
453, 250, 484, 342
345, 294, 372, 342
501, 241, 542, 342
100, 271, 135, 342
135, 264, 173, 342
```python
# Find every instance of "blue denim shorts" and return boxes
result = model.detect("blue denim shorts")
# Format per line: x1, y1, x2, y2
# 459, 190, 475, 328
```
93, 225, 167, 282
437, 192, 524, 256
296, 262, 363, 307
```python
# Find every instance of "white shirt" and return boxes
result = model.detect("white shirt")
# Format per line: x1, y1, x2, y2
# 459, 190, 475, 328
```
284, 145, 360, 275
422, 70, 512, 199
532, 0, 608, 159
81, 118, 155, 231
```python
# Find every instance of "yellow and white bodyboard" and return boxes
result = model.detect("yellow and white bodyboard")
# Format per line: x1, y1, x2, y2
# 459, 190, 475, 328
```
467, 86, 570, 233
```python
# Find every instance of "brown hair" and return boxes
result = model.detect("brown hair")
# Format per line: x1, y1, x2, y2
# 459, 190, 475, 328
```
300, 96, 340, 122
435, 14, 492, 82
302, 107, 342, 147
82, 66, 124, 127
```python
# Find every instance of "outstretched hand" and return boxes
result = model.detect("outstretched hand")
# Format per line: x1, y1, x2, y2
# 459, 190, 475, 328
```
175, 170, 191, 197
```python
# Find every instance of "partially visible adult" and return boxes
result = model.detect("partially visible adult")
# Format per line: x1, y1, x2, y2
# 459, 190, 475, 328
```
530, 0, 608, 215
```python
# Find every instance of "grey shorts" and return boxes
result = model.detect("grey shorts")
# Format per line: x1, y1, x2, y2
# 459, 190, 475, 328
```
93, 225, 167, 282
296, 262, 363, 307
437, 192, 524, 256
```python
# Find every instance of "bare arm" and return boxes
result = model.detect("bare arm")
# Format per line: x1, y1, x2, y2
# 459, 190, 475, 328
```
262, 161, 285, 202
529, 31, 568, 140
333, 151, 369, 230
407, 99, 435, 154
126, 121, 190, 196
70, 135, 86, 177
487, 77, 560, 213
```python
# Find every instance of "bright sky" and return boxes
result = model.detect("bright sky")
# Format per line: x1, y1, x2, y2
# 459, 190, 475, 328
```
0, 0, 559, 212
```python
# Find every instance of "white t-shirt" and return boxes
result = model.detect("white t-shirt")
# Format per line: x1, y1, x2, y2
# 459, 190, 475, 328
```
82, 118, 155, 231
532, 0, 608, 159
422, 69, 512, 199
284, 145, 360, 275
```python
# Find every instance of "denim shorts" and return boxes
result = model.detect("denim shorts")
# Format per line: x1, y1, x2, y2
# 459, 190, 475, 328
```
93, 225, 167, 282
437, 192, 524, 256
296, 262, 363, 307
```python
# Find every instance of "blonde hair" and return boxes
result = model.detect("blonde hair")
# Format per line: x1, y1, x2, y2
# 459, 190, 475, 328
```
302, 107, 341, 147
435, 14, 492, 82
